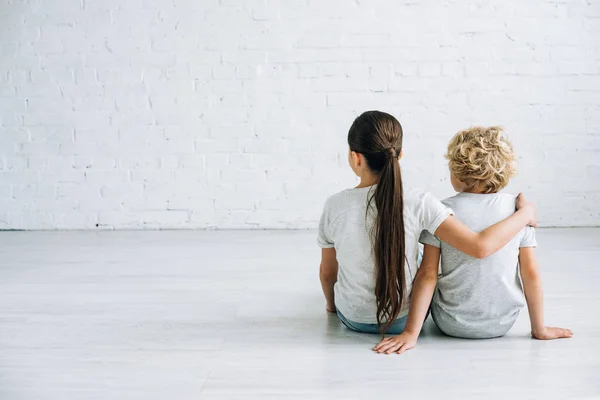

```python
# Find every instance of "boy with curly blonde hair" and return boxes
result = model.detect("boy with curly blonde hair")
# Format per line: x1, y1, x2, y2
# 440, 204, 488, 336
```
387, 126, 572, 347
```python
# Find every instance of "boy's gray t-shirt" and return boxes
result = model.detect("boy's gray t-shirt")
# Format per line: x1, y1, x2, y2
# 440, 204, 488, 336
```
419, 192, 536, 338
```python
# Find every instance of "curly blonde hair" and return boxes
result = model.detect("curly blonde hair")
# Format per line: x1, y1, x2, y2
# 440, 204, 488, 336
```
446, 126, 517, 194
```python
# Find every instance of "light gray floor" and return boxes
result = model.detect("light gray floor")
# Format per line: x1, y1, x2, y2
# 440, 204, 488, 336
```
0, 229, 599, 400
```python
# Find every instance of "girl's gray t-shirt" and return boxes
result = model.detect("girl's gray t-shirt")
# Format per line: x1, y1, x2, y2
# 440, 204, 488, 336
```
419, 192, 537, 339
318, 186, 452, 324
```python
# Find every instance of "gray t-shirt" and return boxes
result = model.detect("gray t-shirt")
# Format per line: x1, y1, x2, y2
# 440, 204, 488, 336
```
318, 186, 452, 323
419, 192, 536, 339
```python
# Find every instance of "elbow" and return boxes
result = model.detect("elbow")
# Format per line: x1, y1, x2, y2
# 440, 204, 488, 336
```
471, 238, 497, 259
416, 268, 438, 285
421, 273, 438, 286
521, 268, 541, 282
319, 264, 337, 281
473, 243, 491, 259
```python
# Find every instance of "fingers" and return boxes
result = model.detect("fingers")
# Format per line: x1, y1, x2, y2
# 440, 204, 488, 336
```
378, 340, 402, 354
529, 216, 539, 228
559, 328, 574, 338
517, 193, 531, 206
373, 341, 389, 353
384, 341, 403, 354
374, 334, 418, 354
374, 338, 404, 354
537, 327, 574, 340
395, 343, 407, 354
516, 193, 527, 208
548, 327, 573, 339
516, 193, 539, 226
373, 337, 392, 351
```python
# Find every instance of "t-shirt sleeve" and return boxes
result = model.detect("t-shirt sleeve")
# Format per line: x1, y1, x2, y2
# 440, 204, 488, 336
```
420, 191, 453, 235
519, 226, 537, 248
317, 200, 335, 248
419, 229, 442, 248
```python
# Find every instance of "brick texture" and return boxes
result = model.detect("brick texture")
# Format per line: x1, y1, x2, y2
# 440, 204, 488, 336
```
0, 0, 599, 229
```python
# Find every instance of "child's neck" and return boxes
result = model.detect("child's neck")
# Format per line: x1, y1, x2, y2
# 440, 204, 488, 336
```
355, 175, 378, 189
462, 188, 498, 194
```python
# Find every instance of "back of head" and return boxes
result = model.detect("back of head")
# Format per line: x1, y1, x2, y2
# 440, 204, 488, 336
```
446, 126, 517, 194
347, 111, 405, 335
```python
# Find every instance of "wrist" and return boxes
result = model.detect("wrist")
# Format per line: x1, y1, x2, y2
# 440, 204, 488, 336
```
531, 326, 546, 335
402, 328, 420, 338
518, 204, 533, 219
521, 205, 538, 227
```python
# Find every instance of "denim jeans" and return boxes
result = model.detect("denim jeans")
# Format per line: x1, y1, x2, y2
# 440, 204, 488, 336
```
337, 310, 408, 335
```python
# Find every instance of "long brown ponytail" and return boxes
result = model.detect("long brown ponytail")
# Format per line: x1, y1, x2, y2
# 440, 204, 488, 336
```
347, 111, 405, 335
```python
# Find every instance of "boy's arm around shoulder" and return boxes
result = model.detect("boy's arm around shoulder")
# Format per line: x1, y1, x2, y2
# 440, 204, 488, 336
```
434, 193, 537, 259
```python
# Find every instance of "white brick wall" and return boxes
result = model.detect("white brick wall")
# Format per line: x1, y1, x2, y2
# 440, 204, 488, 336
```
1, 0, 599, 229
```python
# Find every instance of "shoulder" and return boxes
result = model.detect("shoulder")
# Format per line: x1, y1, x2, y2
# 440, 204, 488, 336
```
404, 188, 444, 210
439, 194, 460, 208
489, 192, 520, 211
442, 193, 469, 209
403, 187, 450, 218
493, 192, 518, 201
323, 189, 354, 209
321, 188, 365, 221
444, 192, 516, 207
404, 187, 432, 205
404, 188, 452, 232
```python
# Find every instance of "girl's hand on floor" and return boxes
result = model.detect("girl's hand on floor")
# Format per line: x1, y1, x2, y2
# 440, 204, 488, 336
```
326, 303, 336, 313
531, 326, 573, 340
373, 332, 418, 354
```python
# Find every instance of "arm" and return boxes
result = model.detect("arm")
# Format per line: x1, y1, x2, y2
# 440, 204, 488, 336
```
374, 244, 440, 354
319, 248, 338, 313
434, 194, 537, 259
519, 247, 573, 340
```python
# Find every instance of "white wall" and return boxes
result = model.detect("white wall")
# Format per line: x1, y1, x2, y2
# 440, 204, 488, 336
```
0, 0, 599, 229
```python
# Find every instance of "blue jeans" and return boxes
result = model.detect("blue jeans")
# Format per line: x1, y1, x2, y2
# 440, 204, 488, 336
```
337, 310, 408, 335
